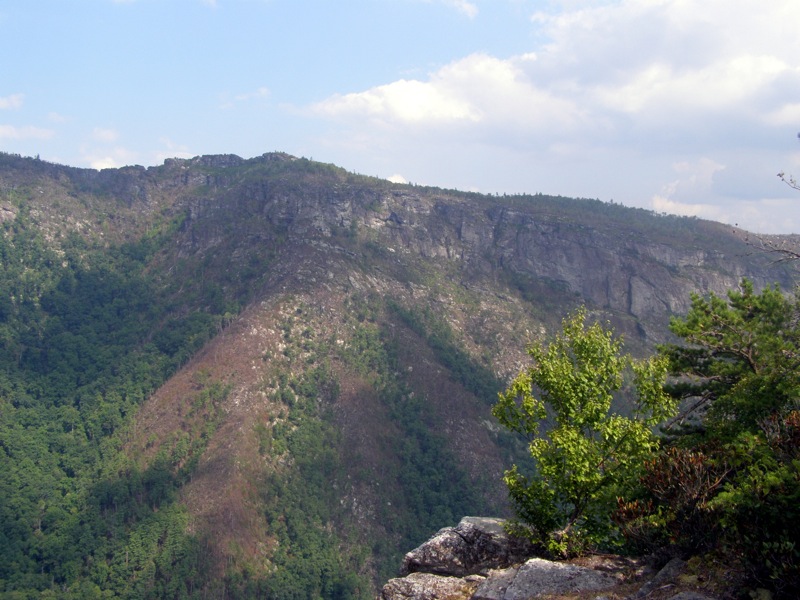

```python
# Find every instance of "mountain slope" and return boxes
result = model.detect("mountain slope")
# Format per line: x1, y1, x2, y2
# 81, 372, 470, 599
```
0, 151, 794, 597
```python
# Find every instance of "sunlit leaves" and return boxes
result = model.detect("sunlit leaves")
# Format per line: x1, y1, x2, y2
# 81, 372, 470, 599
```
493, 307, 676, 554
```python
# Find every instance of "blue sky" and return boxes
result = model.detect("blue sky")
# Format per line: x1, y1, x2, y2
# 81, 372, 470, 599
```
2, 0, 800, 233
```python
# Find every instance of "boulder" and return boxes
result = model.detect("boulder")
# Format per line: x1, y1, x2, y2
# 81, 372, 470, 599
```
380, 572, 482, 600
634, 558, 686, 598
402, 517, 536, 577
383, 518, 722, 600
489, 558, 617, 599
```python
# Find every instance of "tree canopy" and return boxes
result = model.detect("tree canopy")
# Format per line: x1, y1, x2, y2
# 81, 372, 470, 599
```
661, 279, 800, 439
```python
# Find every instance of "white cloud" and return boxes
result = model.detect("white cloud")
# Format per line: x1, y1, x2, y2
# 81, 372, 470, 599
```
0, 124, 54, 140
154, 137, 193, 163
307, 0, 800, 232
90, 156, 122, 170
417, 0, 477, 19
387, 174, 408, 184
82, 145, 137, 170
312, 52, 588, 137
651, 195, 724, 221
236, 86, 270, 102
443, 0, 478, 19
47, 112, 69, 123
763, 102, 800, 127
652, 195, 800, 234
315, 0, 800, 139
313, 77, 480, 124
0, 93, 23, 110
673, 158, 726, 194
648, 158, 726, 217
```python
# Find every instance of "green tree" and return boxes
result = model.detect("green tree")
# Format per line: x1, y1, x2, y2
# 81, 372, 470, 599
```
650, 279, 800, 593
661, 279, 800, 439
493, 307, 676, 554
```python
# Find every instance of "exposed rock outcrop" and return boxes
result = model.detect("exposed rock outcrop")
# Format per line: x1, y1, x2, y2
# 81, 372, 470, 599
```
380, 518, 722, 600
381, 573, 483, 600
402, 517, 537, 577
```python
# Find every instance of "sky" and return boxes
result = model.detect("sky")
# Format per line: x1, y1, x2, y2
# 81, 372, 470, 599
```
2, 0, 800, 234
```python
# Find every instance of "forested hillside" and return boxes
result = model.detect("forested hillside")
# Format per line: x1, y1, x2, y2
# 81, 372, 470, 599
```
0, 152, 794, 598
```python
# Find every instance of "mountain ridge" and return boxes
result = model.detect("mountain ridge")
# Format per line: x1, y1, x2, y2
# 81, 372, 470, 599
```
0, 150, 794, 597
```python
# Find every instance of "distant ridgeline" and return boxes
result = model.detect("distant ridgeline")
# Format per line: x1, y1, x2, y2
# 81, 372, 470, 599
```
0, 151, 794, 598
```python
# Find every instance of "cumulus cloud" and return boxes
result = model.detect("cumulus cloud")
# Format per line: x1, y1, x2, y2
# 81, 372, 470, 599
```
664, 158, 726, 198
312, 52, 589, 139
309, 0, 800, 232
314, 0, 800, 144
47, 112, 69, 123
650, 158, 726, 219
0, 93, 23, 110
154, 137, 193, 163
236, 86, 270, 102
90, 156, 121, 170
651, 195, 724, 221
313, 77, 479, 124
81, 142, 137, 169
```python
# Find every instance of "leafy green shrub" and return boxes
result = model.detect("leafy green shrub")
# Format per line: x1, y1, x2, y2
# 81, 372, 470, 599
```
493, 307, 677, 556
661, 280, 800, 439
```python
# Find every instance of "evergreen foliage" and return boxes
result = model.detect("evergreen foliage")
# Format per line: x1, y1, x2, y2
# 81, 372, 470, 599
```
256, 365, 371, 600
616, 280, 800, 596
661, 279, 800, 438
0, 198, 236, 597
338, 297, 488, 577
3, 151, 797, 597
387, 300, 503, 404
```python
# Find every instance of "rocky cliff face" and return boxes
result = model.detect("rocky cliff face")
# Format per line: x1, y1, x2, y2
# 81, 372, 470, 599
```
72, 153, 783, 354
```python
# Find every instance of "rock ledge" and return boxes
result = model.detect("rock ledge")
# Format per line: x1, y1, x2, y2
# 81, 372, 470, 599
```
379, 517, 720, 600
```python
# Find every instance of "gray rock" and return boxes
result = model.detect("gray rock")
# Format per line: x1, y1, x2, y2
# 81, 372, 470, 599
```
379, 572, 481, 600
667, 593, 719, 600
634, 558, 686, 598
502, 558, 617, 599
472, 567, 518, 600
402, 517, 537, 577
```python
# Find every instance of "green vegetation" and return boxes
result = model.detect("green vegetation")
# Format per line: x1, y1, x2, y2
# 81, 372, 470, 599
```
339, 296, 488, 573
0, 194, 242, 597
493, 308, 676, 555
495, 283, 800, 597
2, 151, 797, 598
388, 300, 503, 404
639, 281, 800, 594
661, 280, 799, 438
254, 365, 370, 600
